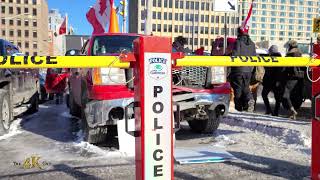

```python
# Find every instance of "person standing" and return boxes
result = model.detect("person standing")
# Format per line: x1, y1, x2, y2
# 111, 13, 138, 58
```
261, 45, 283, 115
313, 34, 320, 58
230, 27, 256, 112
282, 40, 304, 119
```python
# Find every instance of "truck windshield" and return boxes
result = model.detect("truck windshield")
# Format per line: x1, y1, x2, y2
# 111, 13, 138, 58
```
92, 35, 138, 55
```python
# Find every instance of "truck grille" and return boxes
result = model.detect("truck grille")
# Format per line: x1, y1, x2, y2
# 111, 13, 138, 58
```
172, 67, 209, 87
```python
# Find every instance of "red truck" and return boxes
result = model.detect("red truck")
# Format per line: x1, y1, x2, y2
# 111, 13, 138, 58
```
67, 33, 231, 144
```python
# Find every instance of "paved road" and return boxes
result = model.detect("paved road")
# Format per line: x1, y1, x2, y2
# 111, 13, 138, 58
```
0, 100, 311, 180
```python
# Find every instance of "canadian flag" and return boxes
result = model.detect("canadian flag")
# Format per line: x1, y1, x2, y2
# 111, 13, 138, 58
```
86, 0, 113, 34
59, 15, 67, 35
240, 0, 255, 33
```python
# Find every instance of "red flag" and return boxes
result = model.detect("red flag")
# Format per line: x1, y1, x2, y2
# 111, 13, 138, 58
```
240, 0, 255, 34
86, 0, 113, 34
59, 15, 67, 35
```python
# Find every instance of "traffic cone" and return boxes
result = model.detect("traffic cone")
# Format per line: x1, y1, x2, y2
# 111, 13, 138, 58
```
108, 7, 120, 33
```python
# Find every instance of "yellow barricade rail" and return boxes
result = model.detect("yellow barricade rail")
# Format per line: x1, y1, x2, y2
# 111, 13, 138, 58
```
176, 56, 320, 67
0, 56, 129, 68
0, 56, 319, 68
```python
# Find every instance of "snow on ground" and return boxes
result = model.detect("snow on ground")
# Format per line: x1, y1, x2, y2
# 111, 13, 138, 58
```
222, 109, 311, 155
0, 118, 22, 141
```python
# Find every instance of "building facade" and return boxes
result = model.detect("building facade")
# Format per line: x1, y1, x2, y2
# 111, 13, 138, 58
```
241, 0, 320, 42
0, 0, 49, 56
129, 0, 241, 51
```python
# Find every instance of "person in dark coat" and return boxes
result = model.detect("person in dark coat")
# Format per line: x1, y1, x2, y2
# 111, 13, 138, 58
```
282, 40, 304, 119
262, 45, 283, 116
230, 27, 256, 112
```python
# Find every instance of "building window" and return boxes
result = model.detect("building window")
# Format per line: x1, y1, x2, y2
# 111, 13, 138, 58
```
17, 7, 21, 14
1, 19, 5, 25
32, 8, 37, 16
186, 1, 189, 9
24, 20, 29, 26
152, 24, 156, 31
164, 0, 168, 7
9, 6, 13, 14
185, 26, 189, 33
152, 12, 156, 19
179, 13, 183, 21
9, 0, 12, 2
174, 25, 178, 33
175, 13, 178, 21
32, 0, 36, 5
24, 0, 28, 4
17, 30, 21, 37
157, 0, 161, 7
169, 0, 172, 8
9, 30, 14, 37
140, 23, 145, 31
1, 6, 5, 14
25, 30, 29, 37
9, 19, 13, 25
216, 16, 219, 23
179, 25, 183, 33
33, 31, 37, 38
205, 27, 208, 34
168, 25, 172, 32
164, 12, 167, 20
169, 13, 172, 20
33, 52, 37, 56
2, 30, 5, 36
24, 7, 28, 13
179, 1, 183, 8
153, 0, 156, 6
157, 24, 161, 32
17, 19, 21, 26
25, 42, 29, 48
157, 12, 161, 19
164, 24, 167, 32
17, 42, 22, 48
33, 20, 37, 27
175, 1, 178, 8
17, 0, 21, 3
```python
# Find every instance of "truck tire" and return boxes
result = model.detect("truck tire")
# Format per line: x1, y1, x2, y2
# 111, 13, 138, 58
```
28, 92, 39, 113
81, 110, 107, 144
0, 90, 12, 135
69, 92, 81, 118
188, 110, 221, 133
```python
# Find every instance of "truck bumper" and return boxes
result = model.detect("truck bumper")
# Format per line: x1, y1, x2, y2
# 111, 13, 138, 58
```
173, 93, 230, 115
84, 98, 134, 128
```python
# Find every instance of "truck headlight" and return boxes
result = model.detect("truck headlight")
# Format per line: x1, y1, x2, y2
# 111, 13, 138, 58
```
211, 67, 226, 84
93, 68, 126, 85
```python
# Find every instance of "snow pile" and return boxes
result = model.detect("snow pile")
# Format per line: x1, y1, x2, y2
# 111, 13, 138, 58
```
222, 112, 311, 155
0, 118, 23, 141
73, 123, 122, 158
213, 134, 237, 148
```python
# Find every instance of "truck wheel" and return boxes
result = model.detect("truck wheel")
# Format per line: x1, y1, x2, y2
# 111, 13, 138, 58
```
69, 93, 81, 118
28, 92, 39, 113
81, 110, 107, 144
188, 110, 221, 133
0, 90, 12, 135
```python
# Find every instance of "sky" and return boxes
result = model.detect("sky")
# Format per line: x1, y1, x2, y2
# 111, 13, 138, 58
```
48, 0, 123, 35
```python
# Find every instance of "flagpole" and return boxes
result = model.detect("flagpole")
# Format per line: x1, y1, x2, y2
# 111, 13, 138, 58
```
66, 13, 68, 35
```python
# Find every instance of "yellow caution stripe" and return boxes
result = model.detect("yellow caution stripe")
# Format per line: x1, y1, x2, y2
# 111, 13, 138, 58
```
1, 56, 319, 68
176, 56, 320, 67
0, 56, 130, 68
